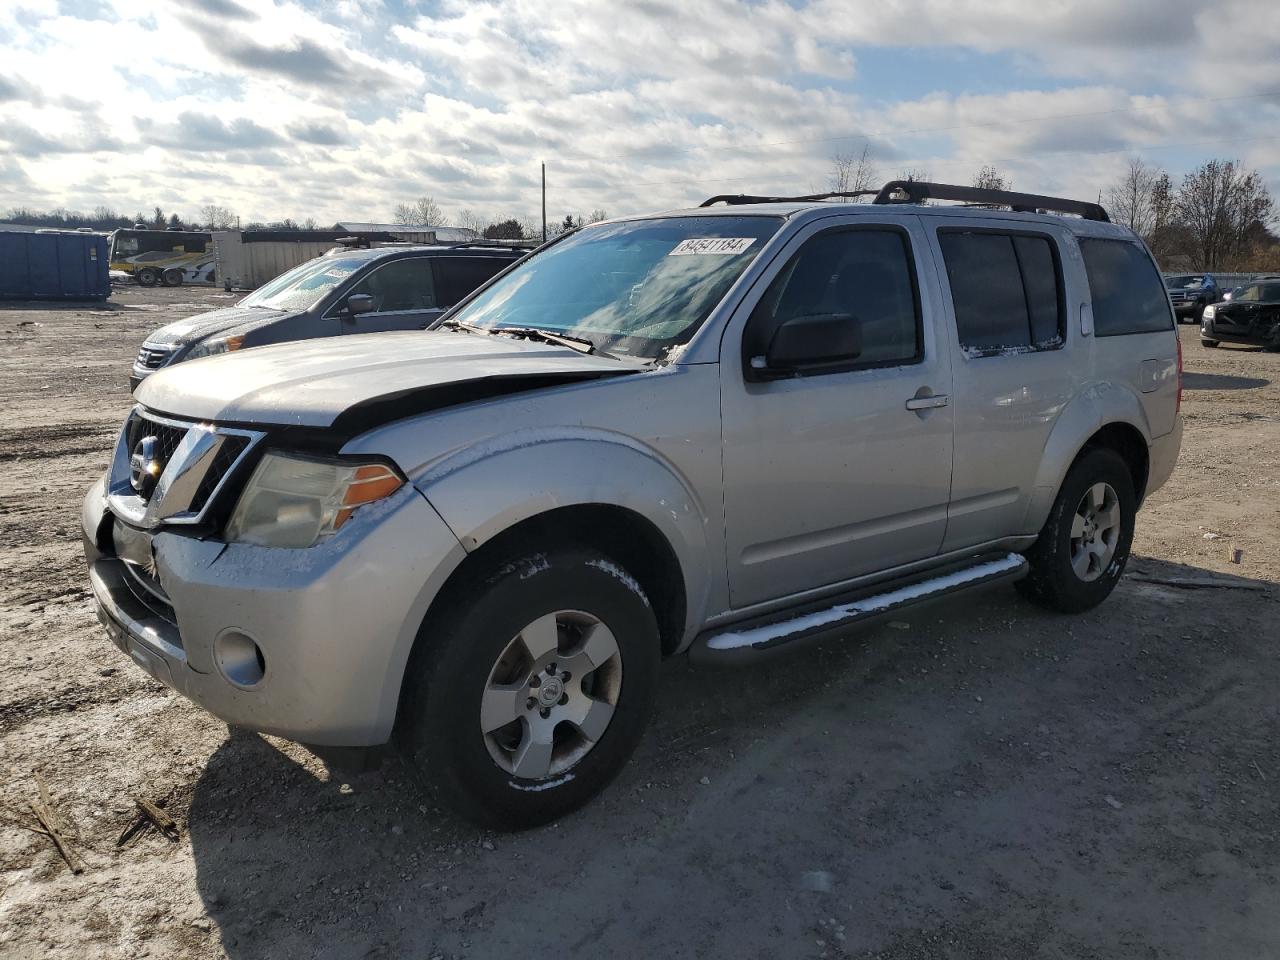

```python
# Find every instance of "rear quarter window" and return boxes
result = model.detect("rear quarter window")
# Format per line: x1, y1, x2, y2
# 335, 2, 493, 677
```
1080, 238, 1172, 336
433, 256, 513, 306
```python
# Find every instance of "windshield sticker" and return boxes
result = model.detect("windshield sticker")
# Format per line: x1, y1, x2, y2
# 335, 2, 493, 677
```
668, 237, 756, 256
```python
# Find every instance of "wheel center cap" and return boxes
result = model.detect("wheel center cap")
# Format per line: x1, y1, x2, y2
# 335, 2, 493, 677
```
539, 677, 563, 705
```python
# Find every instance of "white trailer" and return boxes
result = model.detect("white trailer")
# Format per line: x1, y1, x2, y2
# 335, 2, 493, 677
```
212, 223, 478, 290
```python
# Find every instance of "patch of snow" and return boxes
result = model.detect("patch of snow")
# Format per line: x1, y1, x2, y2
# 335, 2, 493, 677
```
508, 773, 575, 792
706, 553, 1025, 651
587, 558, 651, 606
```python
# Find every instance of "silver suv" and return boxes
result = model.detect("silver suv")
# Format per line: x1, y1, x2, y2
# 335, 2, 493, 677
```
82, 181, 1183, 828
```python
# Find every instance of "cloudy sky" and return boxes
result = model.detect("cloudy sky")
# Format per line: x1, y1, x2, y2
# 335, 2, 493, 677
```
1, 0, 1277, 227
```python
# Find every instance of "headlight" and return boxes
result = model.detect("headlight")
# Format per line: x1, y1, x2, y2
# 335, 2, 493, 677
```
184, 334, 245, 361
1202, 305, 1216, 320
225, 453, 404, 548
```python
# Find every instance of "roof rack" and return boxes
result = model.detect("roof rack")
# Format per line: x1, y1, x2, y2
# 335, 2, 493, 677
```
442, 239, 540, 250
697, 181, 1109, 222
699, 190, 880, 207
872, 180, 1109, 221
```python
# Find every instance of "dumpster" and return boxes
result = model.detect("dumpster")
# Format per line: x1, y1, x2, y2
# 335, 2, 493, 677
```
0, 230, 110, 301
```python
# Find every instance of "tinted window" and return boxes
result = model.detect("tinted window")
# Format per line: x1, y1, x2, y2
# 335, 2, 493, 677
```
433, 256, 511, 306
747, 228, 920, 368
1080, 238, 1172, 336
348, 258, 437, 312
1014, 236, 1063, 345
1238, 283, 1280, 302
939, 231, 1063, 355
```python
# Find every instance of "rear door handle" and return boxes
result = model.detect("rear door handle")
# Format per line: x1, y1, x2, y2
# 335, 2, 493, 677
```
905, 394, 949, 411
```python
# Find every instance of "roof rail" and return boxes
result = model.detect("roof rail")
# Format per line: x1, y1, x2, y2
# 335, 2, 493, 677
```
699, 190, 880, 207
872, 180, 1110, 222
442, 239, 540, 250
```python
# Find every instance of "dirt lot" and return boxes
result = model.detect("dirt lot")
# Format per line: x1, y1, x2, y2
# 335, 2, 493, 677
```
1, 285, 1278, 959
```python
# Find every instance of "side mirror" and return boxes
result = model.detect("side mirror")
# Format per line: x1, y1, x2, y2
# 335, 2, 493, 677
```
346, 293, 375, 315
757, 313, 862, 375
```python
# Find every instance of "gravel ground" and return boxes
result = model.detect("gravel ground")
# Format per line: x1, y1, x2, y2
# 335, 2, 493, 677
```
1, 285, 1278, 959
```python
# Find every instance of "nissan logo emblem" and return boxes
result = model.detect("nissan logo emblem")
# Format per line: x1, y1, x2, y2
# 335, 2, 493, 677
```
129, 435, 162, 496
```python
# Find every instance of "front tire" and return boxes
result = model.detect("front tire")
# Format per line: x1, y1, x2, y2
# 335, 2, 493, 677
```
1201, 338, 1219, 348
162, 267, 184, 286
136, 267, 158, 287
400, 545, 660, 830
1017, 447, 1136, 614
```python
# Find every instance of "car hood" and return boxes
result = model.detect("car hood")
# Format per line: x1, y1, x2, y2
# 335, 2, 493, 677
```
134, 330, 640, 430
143, 305, 290, 347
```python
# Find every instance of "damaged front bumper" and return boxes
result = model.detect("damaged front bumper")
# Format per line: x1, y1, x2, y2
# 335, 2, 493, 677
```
82, 475, 466, 746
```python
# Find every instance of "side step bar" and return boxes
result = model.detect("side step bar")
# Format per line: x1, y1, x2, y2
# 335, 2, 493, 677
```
690, 552, 1028, 666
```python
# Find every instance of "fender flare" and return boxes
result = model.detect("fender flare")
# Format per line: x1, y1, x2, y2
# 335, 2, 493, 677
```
1022, 381, 1152, 533
411, 427, 714, 643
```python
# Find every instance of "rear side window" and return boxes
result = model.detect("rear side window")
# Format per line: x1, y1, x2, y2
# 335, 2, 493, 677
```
938, 231, 1064, 356
1080, 238, 1172, 336
433, 256, 512, 306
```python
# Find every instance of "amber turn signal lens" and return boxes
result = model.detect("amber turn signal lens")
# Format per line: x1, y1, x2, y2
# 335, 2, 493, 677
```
335, 464, 403, 528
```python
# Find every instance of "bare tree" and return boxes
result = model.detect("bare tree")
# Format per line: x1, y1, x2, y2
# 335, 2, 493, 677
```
394, 196, 448, 226
200, 205, 237, 230
1176, 159, 1275, 270
830, 144, 878, 198
972, 165, 1010, 191
455, 208, 488, 236
1105, 158, 1161, 237
586, 208, 609, 223
302, 217, 318, 231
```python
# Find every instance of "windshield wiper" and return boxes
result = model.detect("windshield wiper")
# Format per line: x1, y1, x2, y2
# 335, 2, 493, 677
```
438, 318, 491, 335
491, 326, 602, 356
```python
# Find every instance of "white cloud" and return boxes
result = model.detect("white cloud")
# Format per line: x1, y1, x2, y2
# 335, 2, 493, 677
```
0, 0, 1275, 226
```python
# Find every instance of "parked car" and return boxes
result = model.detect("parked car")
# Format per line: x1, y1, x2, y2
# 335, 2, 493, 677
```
1164, 273, 1220, 321
1222, 275, 1280, 300
129, 243, 525, 389
1201, 278, 1280, 349
83, 181, 1182, 829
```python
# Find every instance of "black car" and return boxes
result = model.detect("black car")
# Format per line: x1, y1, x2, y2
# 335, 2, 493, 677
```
130, 243, 526, 389
1201, 279, 1280, 350
1164, 273, 1220, 322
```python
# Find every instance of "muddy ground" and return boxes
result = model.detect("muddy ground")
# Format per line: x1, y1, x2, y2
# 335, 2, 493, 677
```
1, 285, 1277, 959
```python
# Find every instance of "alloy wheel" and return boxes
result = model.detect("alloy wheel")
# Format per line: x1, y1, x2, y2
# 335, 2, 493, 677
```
1070, 481, 1121, 582
480, 610, 623, 779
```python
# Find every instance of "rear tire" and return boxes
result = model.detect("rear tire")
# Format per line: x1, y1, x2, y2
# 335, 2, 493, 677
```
399, 545, 660, 830
1201, 338, 1219, 348
136, 267, 158, 287
162, 268, 184, 286
1017, 447, 1136, 614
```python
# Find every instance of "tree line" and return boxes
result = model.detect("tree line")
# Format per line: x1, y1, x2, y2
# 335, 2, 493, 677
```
391, 195, 608, 240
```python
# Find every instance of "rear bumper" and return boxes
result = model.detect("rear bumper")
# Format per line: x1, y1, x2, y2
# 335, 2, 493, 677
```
1145, 416, 1183, 499
82, 477, 467, 746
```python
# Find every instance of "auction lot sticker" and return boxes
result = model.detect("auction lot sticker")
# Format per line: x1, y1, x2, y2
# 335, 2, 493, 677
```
669, 237, 756, 256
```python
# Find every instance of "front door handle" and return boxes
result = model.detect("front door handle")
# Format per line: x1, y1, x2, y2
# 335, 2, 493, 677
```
905, 394, 949, 411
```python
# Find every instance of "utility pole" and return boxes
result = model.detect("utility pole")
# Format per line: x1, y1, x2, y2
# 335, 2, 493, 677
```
541, 162, 547, 242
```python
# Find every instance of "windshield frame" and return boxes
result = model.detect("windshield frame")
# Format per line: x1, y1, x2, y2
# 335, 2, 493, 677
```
239, 254, 369, 312
434, 214, 785, 361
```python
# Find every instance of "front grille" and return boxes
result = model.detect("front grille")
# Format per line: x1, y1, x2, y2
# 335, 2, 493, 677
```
188, 435, 250, 512
135, 345, 173, 370
108, 406, 263, 528
125, 413, 188, 498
